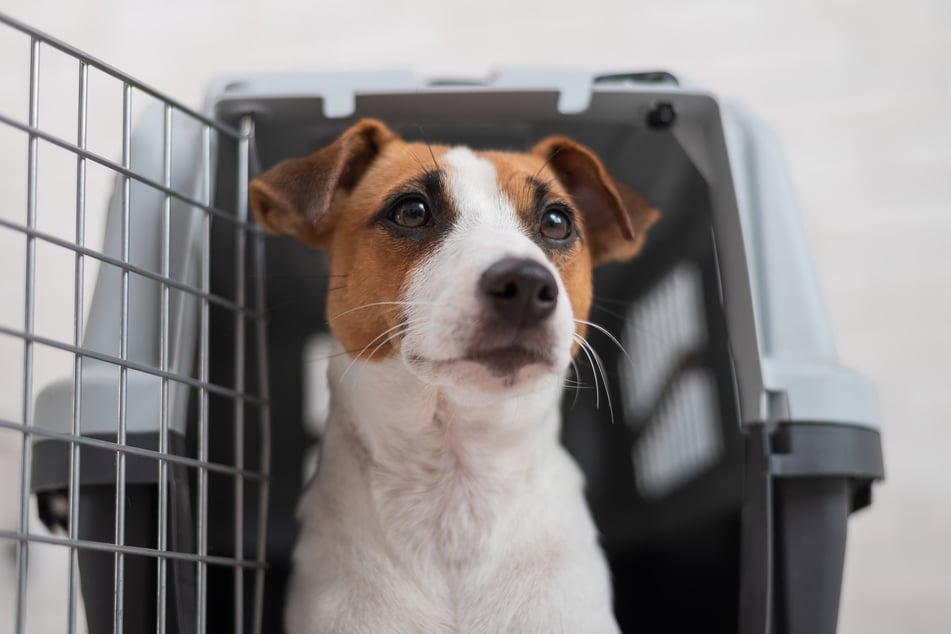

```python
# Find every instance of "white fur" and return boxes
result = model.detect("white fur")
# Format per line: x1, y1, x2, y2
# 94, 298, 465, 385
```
285, 148, 619, 633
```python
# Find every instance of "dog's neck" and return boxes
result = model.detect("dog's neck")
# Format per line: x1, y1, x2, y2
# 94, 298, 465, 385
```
323, 341, 568, 564
325, 342, 565, 468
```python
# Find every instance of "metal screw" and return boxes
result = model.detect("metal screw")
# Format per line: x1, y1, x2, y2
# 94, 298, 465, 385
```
647, 102, 676, 130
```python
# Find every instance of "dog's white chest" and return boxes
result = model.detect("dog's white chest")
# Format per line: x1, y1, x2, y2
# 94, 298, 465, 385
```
284, 354, 618, 633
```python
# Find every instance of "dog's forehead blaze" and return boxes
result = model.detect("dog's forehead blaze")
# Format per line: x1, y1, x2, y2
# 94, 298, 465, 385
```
324, 141, 594, 361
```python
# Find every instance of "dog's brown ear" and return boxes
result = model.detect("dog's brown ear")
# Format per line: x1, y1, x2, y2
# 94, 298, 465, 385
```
531, 136, 660, 265
249, 118, 397, 247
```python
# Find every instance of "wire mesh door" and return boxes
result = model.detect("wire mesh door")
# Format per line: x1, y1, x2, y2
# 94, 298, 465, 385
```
0, 13, 271, 634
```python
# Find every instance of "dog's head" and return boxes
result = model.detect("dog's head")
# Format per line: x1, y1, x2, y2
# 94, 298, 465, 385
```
250, 119, 658, 400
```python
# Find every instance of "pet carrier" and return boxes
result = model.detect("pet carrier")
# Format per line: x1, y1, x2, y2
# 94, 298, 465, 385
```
1, 13, 883, 634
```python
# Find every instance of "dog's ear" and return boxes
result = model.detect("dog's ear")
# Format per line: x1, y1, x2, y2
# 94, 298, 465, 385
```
249, 118, 397, 247
531, 136, 660, 265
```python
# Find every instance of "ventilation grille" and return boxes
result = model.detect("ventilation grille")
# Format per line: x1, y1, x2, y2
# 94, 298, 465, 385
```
619, 263, 723, 499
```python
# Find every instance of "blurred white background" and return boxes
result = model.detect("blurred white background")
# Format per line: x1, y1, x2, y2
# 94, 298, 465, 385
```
0, 0, 948, 632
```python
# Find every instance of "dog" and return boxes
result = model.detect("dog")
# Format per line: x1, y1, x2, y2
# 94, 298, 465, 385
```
249, 119, 659, 633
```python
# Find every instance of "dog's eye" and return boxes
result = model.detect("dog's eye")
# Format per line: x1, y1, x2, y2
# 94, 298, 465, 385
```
540, 207, 572, 241
389, 196, 430, 228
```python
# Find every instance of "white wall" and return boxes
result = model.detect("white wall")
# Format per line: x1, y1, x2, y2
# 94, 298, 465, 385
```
0, 1, 948, 632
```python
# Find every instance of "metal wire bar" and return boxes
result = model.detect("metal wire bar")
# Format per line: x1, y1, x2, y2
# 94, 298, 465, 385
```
232, 116, 252, 634
0, 18, 277, 634
196, 123, 212, 634
156, 103, 173, 634
251, 117, 273, 634
14, 36, 40, 634
66, 57, 89, 634
0, 217, 262, 318
0, 12, 241, 138
113, 81, 132, 634
0, 418, 267, 481
0, 112, 258, 230
0, 325, 268, 407
0, 530, 266, 569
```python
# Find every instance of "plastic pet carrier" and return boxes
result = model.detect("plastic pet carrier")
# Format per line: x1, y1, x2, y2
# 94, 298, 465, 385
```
1, 14, 883, 634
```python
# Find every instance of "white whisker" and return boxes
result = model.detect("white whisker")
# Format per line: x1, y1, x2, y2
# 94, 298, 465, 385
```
340, 322, 409, 379
349, 328, 411, 382
567, 358, 583, 410
573, 333, 616, 424
573, 334, 601, 411
574, 318, 633, 368
588, 342, 615, 424
328, 300, 436, 323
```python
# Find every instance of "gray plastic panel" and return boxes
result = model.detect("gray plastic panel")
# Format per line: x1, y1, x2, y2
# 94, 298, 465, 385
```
721, 107, 880, 429
33, 105, 207, 440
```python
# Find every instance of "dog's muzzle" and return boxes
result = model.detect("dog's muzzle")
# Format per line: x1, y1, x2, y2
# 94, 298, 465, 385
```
479, 257, 558, 328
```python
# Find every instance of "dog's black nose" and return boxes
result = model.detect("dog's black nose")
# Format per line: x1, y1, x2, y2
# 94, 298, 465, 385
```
479, 257, 558, 327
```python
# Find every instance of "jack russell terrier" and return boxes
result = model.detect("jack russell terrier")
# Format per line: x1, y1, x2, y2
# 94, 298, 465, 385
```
249, 119, 659, 633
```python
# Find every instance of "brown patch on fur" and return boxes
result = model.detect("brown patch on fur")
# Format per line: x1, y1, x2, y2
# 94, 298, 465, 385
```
250, 121, 455, 360
249, 119, 396, 248
530, 136, 661, 265
323, 142, 454, 360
